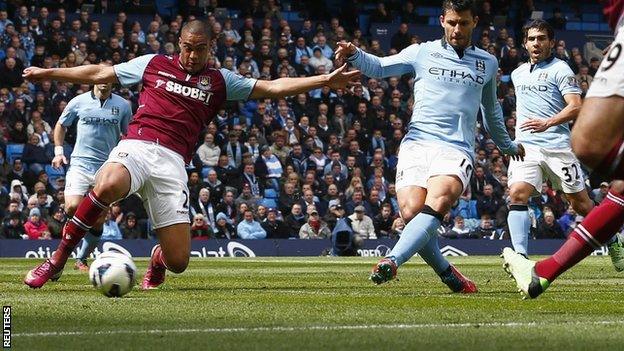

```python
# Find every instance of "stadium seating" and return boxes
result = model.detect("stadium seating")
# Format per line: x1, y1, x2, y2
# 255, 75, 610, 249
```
6, 144, 24, 165
44, 164, 65, 184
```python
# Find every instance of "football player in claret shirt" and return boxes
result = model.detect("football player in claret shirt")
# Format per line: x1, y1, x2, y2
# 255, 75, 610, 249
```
23, 20, 360, 290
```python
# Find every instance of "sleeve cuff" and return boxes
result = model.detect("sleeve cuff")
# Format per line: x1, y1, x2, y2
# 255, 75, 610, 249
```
346, 49, 361, 62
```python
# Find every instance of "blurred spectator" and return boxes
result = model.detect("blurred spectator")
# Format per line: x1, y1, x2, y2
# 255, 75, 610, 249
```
299, 208, 330, 239
100, 209, 122, 240
120, 212, 144, 239
22, 134, 50, 174
444, 215, 471, 239
370, 3, 393, 23
373, 203, 394, 238
477, 184, 503, 217
192, 188, 217, 230
349, 205, 376, 240
284, 203, 306, 237
547, 8, 567, 30
390, 23, 412, 51
46, 207, 65, 239
191, 213, 213, 240
237, 209, 267, 239
470, 215, 498, 239
592, 182, 610, 204
390, 217, 404, 239
214, 212, 237, 239
196, 133, 221, 167
24, 207, 50, 239
535, 210, 565, 239
261, 208, 290, 238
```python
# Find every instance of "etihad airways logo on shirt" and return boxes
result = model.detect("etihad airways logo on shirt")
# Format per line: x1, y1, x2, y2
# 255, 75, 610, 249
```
154, 79, 214, 104
428, 67, 485, 86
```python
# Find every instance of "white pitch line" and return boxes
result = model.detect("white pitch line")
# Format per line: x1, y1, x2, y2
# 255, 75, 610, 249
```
13, 320, 624, 338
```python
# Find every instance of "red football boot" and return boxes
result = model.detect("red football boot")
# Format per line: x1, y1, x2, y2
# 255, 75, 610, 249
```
140, 245, 166, 290
440, 264, 478, 293
24, 259, 64, 288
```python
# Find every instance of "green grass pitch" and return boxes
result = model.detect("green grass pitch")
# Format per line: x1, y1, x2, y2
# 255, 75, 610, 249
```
3, 256, 624, 350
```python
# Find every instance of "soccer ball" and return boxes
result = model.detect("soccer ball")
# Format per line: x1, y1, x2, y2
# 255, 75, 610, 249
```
89, 251, 137, 297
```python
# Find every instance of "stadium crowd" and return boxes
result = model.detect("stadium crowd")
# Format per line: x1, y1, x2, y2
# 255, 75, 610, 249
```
0, 1, 612, 243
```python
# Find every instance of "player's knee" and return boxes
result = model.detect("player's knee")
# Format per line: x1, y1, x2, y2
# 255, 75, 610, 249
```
571, 135, 602, 169
509, 186, 530, 204
427, 196, 453, 215
399, 202, 424, 223
94, 168, 129, 203
65, 203, 78, 216
572, 199, 594, 217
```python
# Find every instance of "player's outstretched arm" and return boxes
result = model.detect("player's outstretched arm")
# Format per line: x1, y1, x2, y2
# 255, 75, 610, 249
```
520, 94, 582, 133
23, 65, 118, 85
335, 41, 417, 78
249, 64, 360, 99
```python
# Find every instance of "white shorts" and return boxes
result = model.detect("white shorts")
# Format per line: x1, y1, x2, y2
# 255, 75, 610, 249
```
395, 141, 472, 191
586, 23, 624, 99
65, 166, 96, 196
508, 145, 586, 194
100, 139, 190, 229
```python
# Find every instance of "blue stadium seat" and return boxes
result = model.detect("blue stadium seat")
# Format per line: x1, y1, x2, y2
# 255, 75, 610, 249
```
428, 16, 438, 26
358, 14, 370, 34
417, 6, 441, 16
565, 22, 582, 31
600, 23, 611, 32
582, 13, 600, 22
264, 188, 278, 199
6, 143, 24, 165
468, 200, 478, 219
261, 198, 277, 209
582, 22, 600, 31
45, 164, 65, 184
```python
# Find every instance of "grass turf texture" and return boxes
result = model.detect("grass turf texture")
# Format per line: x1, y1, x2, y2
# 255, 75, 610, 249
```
3, 256, 624, 350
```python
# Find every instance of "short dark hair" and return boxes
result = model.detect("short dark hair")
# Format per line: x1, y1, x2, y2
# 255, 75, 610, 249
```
442, 0, 477, 16
522, 19, 554, 41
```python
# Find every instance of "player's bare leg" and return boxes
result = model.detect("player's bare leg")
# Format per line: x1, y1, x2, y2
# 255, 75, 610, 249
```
24, 163, 130, 288
141, 223, 191, 290
564, 190, 594, 217
572, 96, 624, 173
372, 176, 477, 293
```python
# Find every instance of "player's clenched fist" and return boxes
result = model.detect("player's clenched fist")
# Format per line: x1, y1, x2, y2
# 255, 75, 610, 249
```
335, 41, 357, 61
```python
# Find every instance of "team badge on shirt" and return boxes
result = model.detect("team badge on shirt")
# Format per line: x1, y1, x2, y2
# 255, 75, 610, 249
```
475, 59, 486, 73
566, 76, 579, 88
111, 106, 120, 116
538, 72, 549, 81
197, 76, 212, 91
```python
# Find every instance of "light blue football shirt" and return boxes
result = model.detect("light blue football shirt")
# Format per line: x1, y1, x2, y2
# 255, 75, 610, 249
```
511, 56, 582, 149
349, 39, 517, 160
58, 91, 132, 173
